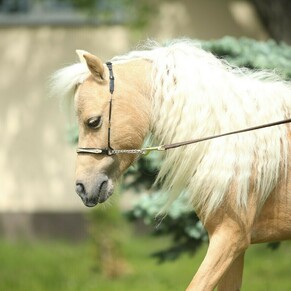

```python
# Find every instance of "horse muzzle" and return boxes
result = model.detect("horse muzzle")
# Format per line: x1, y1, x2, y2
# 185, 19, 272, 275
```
75, 174, 114, 207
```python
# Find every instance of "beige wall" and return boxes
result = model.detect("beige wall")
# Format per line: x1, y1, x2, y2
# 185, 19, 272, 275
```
0, 0, 267, 212
0, 26, 132, 212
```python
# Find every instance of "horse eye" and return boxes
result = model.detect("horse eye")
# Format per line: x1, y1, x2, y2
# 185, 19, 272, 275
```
87, 116, 102, 129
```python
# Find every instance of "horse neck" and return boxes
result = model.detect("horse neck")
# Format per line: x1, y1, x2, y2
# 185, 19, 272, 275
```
114, 58, 153, 140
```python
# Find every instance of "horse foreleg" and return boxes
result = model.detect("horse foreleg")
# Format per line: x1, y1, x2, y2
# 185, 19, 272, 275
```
217, 252, 245, 291
186, 227, 249, 291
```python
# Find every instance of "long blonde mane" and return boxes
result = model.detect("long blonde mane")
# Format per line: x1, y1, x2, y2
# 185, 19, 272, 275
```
113, 39, 291, 217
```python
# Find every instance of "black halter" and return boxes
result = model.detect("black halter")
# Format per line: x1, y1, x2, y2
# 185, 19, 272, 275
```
76, 63, 291, 156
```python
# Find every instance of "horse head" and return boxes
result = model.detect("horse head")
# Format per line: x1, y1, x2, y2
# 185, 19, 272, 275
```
74, 51, 151, 207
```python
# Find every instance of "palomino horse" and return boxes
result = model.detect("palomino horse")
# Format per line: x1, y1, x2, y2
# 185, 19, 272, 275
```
51, 40, 291, 290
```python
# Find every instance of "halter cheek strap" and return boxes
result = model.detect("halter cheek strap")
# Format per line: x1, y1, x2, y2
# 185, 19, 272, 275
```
106, 61, 114, 155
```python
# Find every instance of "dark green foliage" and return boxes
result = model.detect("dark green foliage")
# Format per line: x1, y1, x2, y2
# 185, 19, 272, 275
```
123, 151, 160, 191
267, 241, 281, 250
201, 37, 291, 79
126, 194, 207, 262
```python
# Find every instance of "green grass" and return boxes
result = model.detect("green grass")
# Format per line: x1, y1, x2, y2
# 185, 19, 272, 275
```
244, 242, 291, 291
0, 234, 290, 291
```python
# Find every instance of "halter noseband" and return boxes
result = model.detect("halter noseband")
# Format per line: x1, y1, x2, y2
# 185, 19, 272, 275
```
77, 63, 291, 156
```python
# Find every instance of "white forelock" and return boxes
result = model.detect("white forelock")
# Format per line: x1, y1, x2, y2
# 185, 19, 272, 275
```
49, 62, 89, 100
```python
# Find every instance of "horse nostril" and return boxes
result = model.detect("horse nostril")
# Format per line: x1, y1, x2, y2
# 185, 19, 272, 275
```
75, 182, 86, 197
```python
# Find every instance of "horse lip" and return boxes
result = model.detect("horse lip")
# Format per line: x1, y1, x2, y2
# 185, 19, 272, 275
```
81, 194, 98, 207
84, 199, 98, 207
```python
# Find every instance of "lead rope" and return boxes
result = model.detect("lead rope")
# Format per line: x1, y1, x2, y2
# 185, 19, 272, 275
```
159, 118, 291, 151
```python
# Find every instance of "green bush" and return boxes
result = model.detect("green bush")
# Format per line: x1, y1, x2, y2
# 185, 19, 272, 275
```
202, 36, 291, 79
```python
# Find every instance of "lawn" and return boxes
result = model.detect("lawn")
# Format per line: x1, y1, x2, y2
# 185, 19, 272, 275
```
0, 233, 290, 291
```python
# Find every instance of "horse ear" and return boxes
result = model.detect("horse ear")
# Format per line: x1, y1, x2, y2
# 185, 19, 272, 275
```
76, 50, 105, 80
76, 49, 88, 64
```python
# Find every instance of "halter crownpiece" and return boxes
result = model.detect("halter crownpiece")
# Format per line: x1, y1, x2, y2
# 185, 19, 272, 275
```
76, 62, 291, 156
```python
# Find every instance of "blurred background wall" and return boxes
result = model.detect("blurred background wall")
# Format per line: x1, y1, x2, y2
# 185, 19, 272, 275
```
0, 0, 280, 239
